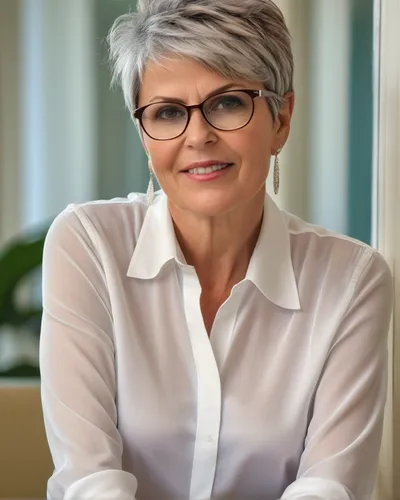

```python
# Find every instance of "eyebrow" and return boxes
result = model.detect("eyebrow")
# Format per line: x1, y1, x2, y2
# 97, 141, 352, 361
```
148, 83, 242, 105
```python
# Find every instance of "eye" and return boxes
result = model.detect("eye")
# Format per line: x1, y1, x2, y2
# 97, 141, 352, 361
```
155, 105, 186, 120
211, 95, 245, 111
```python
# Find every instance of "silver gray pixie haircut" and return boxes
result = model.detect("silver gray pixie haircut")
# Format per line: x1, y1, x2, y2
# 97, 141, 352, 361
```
108, 0, 293, 120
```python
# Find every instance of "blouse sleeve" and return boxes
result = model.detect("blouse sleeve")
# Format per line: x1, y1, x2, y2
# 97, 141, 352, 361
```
281, 250, 393, 500
40, 208, 138, 499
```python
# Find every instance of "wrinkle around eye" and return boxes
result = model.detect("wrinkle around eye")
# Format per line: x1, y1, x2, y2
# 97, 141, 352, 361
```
151, 105, 187, 121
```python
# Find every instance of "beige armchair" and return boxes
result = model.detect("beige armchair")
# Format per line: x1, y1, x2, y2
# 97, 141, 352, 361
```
0, 384, 53, 499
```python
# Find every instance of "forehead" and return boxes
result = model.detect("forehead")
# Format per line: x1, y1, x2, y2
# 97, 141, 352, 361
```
138, 55, 259, 106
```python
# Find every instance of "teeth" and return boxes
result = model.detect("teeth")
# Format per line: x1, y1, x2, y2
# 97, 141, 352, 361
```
188, 164, 230, 175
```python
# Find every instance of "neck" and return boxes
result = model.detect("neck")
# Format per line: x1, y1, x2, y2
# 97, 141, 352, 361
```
169, 189, 265, 294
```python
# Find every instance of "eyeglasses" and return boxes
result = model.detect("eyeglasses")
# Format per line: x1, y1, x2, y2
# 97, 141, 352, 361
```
133, 89, 280, 141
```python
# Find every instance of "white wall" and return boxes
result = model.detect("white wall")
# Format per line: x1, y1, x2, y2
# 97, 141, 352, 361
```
373, 0, 400, 498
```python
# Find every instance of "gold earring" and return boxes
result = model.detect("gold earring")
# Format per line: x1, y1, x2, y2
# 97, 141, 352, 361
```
273, 148, 282, 195
147, 160, 155, 206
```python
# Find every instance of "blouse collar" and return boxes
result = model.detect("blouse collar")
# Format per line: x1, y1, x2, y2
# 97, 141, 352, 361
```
127, 191, 300, 310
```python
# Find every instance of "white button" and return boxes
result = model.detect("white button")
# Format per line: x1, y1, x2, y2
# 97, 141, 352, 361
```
206, 435, 214, 443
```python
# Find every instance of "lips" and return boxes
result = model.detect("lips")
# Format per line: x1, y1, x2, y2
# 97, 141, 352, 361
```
186, 163, 233, 175
182, 161, 233, 172
182, 163, 233, 174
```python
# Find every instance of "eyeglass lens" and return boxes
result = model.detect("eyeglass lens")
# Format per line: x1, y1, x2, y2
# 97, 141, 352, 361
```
141, 91, 254, 140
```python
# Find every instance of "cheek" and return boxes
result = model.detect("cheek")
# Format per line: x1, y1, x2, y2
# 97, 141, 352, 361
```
235, 129, 272, 164
230, 109, 274, 162
148, 143, 178, 174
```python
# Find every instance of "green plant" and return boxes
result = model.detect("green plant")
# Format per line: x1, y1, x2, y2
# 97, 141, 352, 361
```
0, 223, 50, 377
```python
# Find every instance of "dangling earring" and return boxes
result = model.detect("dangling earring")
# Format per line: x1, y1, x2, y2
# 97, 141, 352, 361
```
147, 160, 155, 206
273, 148, 282, 195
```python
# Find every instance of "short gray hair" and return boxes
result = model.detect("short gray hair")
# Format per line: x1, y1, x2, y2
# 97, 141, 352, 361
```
108, 0, 293, 119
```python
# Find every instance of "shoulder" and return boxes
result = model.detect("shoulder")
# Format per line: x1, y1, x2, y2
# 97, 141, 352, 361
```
48, 192, 149, 236
283, 210, 392, 305
44, 192, 152, 261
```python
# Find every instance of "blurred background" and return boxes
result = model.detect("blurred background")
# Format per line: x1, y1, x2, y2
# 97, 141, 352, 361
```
0, 0, 377, 496
0, 0, 375, 380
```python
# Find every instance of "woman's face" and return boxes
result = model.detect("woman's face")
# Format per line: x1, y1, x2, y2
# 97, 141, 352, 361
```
137, 56, 293, 217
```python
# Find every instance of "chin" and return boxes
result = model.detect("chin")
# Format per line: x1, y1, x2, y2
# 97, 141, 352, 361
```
183, 191, 240, 218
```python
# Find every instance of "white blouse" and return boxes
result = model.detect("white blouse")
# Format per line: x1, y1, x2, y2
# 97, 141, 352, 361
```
40, 190, 393, 500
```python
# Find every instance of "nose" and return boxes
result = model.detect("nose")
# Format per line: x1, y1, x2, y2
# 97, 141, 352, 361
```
183, 108, 217, 148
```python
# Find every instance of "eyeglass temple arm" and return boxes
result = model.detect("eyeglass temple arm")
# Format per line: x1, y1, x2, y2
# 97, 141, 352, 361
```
258, 89, 282, 99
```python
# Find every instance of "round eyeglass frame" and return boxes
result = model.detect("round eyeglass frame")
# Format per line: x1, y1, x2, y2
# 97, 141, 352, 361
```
133, 89, 280, 141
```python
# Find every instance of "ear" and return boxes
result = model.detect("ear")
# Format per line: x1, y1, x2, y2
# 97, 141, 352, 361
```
272, 91, 295, 153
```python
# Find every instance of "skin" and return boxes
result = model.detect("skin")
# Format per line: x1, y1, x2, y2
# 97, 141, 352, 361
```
137, 56, 294, 334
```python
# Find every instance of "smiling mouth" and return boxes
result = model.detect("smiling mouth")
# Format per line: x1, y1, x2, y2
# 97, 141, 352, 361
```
184, 163, 234, 175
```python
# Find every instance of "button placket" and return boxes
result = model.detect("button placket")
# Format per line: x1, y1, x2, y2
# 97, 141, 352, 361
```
210, 285, 242, 371
181, 266, 222, 500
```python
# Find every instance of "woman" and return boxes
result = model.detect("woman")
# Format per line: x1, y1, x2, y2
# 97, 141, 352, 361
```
40, 0, 393, 499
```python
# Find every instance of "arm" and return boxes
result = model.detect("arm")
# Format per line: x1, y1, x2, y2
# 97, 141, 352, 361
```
40, 208, 137, 499
281, 251, 393, 500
